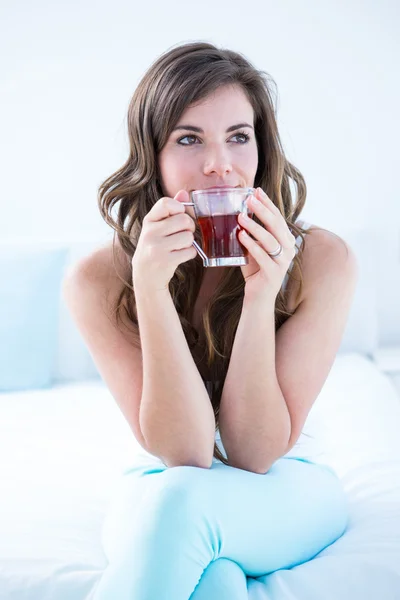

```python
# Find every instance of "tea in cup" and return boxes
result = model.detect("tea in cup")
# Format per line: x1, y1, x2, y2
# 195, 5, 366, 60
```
182, 186, 255, 267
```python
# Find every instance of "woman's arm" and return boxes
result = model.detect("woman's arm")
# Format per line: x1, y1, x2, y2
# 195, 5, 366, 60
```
136, 284, 216, 469
218, 296, 291, 474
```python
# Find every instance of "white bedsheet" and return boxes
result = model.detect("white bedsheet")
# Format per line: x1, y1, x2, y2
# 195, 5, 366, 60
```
1, 353, 400, 600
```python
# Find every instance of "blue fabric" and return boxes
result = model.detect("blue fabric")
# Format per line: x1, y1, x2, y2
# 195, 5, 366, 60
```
93, 457, 349, 600
0, 246, 68, 392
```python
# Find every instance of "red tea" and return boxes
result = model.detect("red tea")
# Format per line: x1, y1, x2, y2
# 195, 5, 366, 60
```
197, 213, 248, 259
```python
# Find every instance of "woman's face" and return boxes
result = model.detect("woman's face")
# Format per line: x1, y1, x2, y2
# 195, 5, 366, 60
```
158, 84, 259, 219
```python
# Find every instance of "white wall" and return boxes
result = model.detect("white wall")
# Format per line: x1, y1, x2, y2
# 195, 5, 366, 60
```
1, 0, 399, 342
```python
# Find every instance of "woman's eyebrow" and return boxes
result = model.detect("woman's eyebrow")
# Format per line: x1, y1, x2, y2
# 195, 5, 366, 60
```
172, 123, 254, 133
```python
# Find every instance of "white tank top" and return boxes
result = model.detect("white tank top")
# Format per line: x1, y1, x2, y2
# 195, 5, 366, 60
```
281, 219, 311, 294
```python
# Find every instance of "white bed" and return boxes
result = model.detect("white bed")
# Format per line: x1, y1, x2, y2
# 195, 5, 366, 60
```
1, 355, 400, 600
1, 228, 400, 599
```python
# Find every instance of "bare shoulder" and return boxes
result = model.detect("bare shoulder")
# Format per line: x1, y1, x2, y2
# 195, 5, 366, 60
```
67, 239, 131, 289
64, 238, 132, 320
299, 225, 358, 303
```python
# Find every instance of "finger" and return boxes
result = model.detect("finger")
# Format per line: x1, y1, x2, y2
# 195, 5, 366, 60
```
247, 192, 275, 218
145, 191, 187, 222
174, 189, 190, 204
239, 218, 281, 256
245, 195, 275, 231
255, 187, 279, 214
239, 229, 269, 265
238, 212, 269, 243
246, 194, 293, 248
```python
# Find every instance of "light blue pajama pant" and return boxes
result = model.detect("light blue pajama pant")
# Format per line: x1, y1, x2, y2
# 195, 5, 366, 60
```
92, 456, 349, 600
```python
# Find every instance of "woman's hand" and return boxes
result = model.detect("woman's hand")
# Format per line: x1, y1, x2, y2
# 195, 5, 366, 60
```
132, 190, 197, 294
238, 187, 297, 303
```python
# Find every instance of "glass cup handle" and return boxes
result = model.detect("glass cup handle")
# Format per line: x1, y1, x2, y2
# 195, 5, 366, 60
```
181, 202, 209, 265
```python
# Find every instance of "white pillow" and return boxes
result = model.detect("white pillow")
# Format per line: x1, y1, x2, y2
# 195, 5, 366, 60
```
0, 242, 69, 391
303, 353, 400, 478
334, 227, 379, 357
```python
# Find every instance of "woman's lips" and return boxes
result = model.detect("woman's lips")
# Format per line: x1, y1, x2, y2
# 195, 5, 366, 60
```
190, 185, 239, 191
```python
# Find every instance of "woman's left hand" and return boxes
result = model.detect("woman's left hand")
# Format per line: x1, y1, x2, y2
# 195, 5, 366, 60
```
238, 187, 297, 303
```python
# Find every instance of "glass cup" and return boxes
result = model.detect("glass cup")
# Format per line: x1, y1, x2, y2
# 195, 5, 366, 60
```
182, 186, 255, 267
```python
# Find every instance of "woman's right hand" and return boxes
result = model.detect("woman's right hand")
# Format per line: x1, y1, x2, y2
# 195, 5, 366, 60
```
132, 189, 198, 293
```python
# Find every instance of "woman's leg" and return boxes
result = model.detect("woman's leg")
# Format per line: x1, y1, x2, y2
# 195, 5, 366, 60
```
190, 557, 248, 600
93, 457, 348, 600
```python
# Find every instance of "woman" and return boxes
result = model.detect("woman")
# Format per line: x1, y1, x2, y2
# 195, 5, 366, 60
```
86, 41, 356, 599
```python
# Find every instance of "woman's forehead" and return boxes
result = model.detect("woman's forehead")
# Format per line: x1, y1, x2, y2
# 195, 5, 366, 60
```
180, 86, 254, 122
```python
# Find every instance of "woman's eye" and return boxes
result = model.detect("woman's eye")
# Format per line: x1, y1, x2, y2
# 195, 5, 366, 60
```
177, 135, 199, 145
177, 132, 250, 146
232, 133, 250, 144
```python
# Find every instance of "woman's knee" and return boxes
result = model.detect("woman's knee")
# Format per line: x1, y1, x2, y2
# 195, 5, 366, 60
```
148, 463, 222, 518
102, 465, 214, 562
325, 471, 350, 539
207, 558, 246, 582
303, 463, 350, 546
191, 558, 247, 600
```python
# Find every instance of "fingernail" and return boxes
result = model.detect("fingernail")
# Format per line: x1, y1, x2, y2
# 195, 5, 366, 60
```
257, 187, 267, 198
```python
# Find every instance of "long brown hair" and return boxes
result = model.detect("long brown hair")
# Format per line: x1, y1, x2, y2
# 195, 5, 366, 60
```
98, 41, 328, 465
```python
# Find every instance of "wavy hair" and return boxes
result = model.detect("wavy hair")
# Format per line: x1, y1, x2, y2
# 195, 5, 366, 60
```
97, 41, 325, 465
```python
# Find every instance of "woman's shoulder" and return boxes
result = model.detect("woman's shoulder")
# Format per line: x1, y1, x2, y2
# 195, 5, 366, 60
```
69, 238, 131, 310
298, 222, 351, 264
88, 238, 131, 282
293, 221, 354, 304
283, 220, 348, 309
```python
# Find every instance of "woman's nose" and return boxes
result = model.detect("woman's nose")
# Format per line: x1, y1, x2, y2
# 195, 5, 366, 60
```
203, 146, 233, 176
